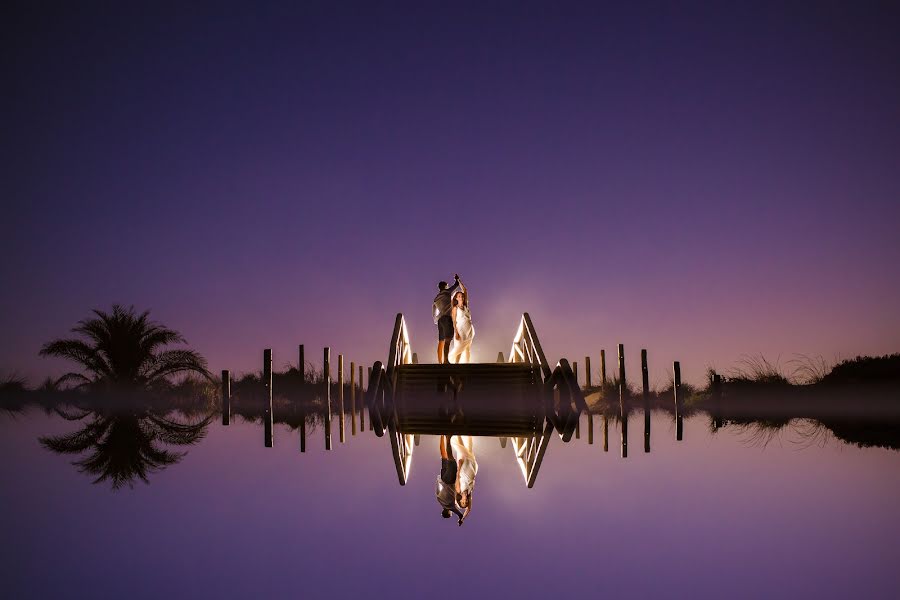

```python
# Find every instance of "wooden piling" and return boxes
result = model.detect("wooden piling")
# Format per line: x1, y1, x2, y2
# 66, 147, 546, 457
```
221, 370, 231, 426
712, 372, 723, 430
338, 354, 345, 443
350, 361, 357, 436
298, 344, 305, 384
618, 344, 626, 388
600, 350, 607, 387
264, 349, 273, 448
497, 351, 505, 363
585, 356, 591, 388
324, 347, 331, 450
673, 361, 682, 411
587, 411, 594, 445
674, 360, 683, 442
359, 365, 365, 431
367, 366, 373, 431
412, 352, 418, 364
573, 361, 578, 386
642, 349, 650, 453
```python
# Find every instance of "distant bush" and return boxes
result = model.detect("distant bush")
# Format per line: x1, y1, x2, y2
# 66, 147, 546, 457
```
822, 354, 900, 385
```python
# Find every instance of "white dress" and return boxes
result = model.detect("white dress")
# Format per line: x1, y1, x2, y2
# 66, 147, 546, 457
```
451, 435, 478, 494
448, 306, 475, 363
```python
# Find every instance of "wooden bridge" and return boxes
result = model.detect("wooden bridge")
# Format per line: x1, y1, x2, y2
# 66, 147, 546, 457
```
366, 313, 587, 487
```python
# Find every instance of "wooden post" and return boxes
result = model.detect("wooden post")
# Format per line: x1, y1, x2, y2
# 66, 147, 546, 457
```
712, 372, 723, 431
620, 387, 628, 459
587, 410, 594, 445
264, 349, 273, 448
642, 349, 650, 453
350, 361, 357, 436
412, 352, 419, 364
221, 370, 231, 426
367, 366, 373, 431
338, 354, 345, 443
497, 351, 505, 363
298, 344, 305, 384
359, 364, 365, 431
618, 343, 628, 415
324, 347, 331, 450
674, 361, 683, 442
600, 349, 607, 387
573, 361, 578, 386
585, 356, 592, 388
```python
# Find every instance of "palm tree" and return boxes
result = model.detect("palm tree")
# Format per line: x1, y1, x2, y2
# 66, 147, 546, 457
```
40, 304, 210, 390
40, 407, 212, 489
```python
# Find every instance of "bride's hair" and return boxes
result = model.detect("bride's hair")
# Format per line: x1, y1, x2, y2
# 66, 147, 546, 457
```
452, 291, 468, 308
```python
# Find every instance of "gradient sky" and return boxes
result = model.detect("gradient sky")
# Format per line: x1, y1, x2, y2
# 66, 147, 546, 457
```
3, 1, 899, 385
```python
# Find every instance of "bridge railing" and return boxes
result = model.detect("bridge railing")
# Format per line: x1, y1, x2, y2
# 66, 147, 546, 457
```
367, 314, 415, 484
508, 313, 586, 441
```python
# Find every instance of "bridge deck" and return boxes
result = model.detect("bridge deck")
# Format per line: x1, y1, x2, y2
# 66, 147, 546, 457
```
393, 363, 544, 436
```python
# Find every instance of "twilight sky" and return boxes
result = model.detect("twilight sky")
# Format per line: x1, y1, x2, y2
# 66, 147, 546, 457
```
2, 1, 899, 386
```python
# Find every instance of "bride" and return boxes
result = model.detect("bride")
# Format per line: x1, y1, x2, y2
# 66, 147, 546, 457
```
448, 281, 474, 364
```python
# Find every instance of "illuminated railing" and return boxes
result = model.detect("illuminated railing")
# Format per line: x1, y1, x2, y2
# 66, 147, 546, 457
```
367, 314, 415, 485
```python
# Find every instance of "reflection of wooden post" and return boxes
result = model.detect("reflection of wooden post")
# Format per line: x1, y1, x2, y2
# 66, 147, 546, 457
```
221, 370, 231, 426
412, 352, 418, 364
642, 349, 650, 453
264, 349, 273, 448
497, 351, 505, 363
300, 412, 306, 453
600, 350, 607, 387
350, 361, 357, 436
499, 437, 507, 448
298, 344, 305, 384
367, 366, 373, 431
338, 354, 345, 443
573, 361, 578, 386
324, 347, 331, 450
674, 361, 683, 442
585, 356, 592, 388
587, 410, 594, 444
603, 414, 609, 452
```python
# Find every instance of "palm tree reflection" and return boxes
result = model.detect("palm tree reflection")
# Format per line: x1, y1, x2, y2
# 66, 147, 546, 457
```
40, 407, 212, 489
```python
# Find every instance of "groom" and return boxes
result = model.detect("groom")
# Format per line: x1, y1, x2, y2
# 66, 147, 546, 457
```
433, 274, 461, 363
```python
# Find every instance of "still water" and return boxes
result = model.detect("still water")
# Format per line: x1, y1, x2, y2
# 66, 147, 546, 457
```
1, 406, 898, 599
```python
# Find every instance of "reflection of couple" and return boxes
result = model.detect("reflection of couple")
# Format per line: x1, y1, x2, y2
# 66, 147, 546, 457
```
433, 274, 475, 364
435, 435, 478, 525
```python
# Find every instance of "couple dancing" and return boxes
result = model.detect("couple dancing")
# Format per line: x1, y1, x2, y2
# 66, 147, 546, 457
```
433, 274, 475, 364
435, 434, 478, 525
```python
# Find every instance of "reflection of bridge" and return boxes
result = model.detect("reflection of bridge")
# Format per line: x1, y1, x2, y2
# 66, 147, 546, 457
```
366, 313, 586, 487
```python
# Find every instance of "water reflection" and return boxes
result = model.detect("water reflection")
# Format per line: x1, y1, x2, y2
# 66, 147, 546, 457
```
39, 406, 212, 489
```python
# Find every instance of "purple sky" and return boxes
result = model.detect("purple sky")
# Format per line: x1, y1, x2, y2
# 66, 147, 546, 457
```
3, 2, 899, 385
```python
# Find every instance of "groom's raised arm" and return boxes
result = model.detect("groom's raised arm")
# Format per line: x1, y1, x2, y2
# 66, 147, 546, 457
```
447, 276, 461, 295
